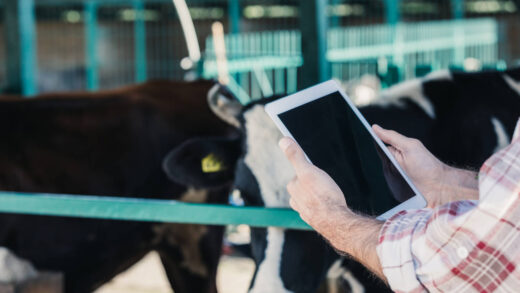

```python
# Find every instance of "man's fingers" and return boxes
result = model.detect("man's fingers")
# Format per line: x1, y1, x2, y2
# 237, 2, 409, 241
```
372, 124, 411, 150
279, 137, 312, 174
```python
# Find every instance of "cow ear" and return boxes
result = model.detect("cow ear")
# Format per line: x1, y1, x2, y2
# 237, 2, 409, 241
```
208, 84, 243, 128
162, 136, 242, 189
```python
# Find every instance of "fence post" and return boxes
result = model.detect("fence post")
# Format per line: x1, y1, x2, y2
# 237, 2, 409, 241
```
228, 0, 240, 34
385, 0, 402, 81
452, 0, 464, 19
85, 1, 99, 91
299, 0, 328, 89
4, 0, 38, 96
452, 0, 465, 66
134, 0, 147, 83
329, 0, 340, 28
385, 0, 400, 25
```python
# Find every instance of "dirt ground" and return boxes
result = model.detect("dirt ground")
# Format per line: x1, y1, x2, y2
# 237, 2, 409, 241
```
95, 252, 255, 293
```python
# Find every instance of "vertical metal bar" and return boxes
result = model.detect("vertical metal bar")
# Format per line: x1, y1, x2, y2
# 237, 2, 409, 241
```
452, 0, 465, 66
4, 1, 22, 94
20, 0, 38, 96
5, 0, 38, 96
134, 0, 147, 82
452, 0, 464, 19
299, 0, 328, 89
329, 0, 340, 28
385, 0, 400, 25
228, 0, 240, 34
85, 1, 99, 91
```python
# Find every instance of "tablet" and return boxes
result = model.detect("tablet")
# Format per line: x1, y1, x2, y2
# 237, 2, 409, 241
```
265, 80, 427, 220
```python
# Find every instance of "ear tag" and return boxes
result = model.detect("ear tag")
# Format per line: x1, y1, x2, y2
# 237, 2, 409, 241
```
202, 153, 226, 173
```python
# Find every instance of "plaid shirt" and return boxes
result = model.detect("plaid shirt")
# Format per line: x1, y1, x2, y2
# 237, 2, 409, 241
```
377, 119, 520, 293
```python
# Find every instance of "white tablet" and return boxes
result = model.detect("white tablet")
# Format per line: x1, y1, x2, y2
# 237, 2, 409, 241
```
265, 80, 427, 220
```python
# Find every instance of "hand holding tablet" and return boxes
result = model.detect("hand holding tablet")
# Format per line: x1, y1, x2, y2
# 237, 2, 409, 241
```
265, 80, 427, 220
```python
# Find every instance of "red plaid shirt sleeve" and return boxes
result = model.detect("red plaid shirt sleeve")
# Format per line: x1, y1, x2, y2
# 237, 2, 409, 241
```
377, 119, 520, 293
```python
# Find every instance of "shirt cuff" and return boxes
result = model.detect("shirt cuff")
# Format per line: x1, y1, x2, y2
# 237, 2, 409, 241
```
377, 209, 432, 293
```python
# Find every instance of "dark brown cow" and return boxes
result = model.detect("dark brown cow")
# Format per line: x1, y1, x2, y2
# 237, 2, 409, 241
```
0, 80, 240, 293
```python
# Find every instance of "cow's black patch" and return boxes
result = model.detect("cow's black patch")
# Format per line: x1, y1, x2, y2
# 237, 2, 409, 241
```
162, 136, 242, 188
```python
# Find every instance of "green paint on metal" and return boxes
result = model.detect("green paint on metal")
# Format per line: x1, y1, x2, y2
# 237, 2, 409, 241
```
385, 0, 400, 25
329, 0, 340, 28
85, 1, 99, 91
134, 0, 148, 83
228, 0, 240, 34
202, 19, 498, 97
299, 0, 329, 89
19, 0, 38, 96
0, 192, 312, 230
452, 0, 464, 19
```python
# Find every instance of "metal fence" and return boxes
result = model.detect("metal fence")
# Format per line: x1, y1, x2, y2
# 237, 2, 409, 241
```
203, 18, 500, 102
1, 0, 519, 97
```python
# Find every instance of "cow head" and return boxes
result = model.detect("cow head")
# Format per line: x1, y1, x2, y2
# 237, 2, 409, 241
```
162, 84, 243, 190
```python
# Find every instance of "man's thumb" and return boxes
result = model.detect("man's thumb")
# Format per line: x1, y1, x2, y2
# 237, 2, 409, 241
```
372, 124, 409, 150
279, 137, 311, 174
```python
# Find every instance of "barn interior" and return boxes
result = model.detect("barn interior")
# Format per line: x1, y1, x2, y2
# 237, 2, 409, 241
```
1, 0, 520, 293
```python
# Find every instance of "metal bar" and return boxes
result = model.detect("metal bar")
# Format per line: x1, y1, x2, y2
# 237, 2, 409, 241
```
452, 0, 465, 65
228, 0, 240, 34
4, 1, 22, 94
6, 0, 38, 96
85, 1, 99, 91
0, 192, 312, 230
329, 0, 340, 28
134, 0, 148, 82
20, 0, 38, 96
298, 0, 329, 89
385, 0, 400, 25
452, 0, 464, 19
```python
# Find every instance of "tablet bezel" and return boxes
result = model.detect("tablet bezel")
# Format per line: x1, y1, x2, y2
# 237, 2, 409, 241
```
265, 80, 427, 220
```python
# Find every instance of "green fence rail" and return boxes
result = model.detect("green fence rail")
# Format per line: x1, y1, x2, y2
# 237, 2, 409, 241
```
0, 191, 312, 230
202, 18, 499, 102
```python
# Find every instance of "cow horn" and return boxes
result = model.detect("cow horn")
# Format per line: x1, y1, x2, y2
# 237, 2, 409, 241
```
207, 84, 242, 128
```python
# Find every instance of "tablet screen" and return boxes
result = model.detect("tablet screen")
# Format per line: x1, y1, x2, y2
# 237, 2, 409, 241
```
278, 91, 415, 215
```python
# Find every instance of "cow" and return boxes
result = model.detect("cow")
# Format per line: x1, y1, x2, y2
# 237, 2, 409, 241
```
164, 68, 520, 292
0, 79, 241, 293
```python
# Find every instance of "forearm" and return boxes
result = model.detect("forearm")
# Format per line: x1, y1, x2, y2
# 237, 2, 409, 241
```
440, 166, 479, 202
318, 210, 387, 282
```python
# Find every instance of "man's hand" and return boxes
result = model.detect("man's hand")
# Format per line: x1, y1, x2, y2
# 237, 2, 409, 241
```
372, 125, 478, 208
278, 137, 352, 235
279, 137, 386, 281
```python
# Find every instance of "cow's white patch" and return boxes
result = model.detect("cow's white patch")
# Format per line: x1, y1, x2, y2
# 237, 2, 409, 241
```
207, 84, 242, 128
340, 271, 365, 293
243, 105, 294, 207
249, 227, 292, 293
375, 70, 452, 119
0, 247, 38, 283
424, 69, 452, 81
491, 117, 510, 153
503, 74, 520, 97
326, 259, 364, 293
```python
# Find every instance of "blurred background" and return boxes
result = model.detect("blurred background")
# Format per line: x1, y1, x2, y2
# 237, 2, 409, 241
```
2, 0, 520, 102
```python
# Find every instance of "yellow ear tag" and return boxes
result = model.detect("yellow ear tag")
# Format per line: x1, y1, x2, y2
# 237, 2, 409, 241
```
201, 153, 226, 173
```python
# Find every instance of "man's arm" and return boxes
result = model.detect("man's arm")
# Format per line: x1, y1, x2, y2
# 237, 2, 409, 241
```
278, 129, 478, 281
321, 210, 386, 281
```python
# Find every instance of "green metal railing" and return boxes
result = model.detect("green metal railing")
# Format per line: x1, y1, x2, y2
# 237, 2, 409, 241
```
0, 191, 312, 230
2, 0, 517, 96
202, 18, 499, 102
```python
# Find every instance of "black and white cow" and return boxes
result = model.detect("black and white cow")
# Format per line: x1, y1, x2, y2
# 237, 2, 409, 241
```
165, 68, 520, 292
